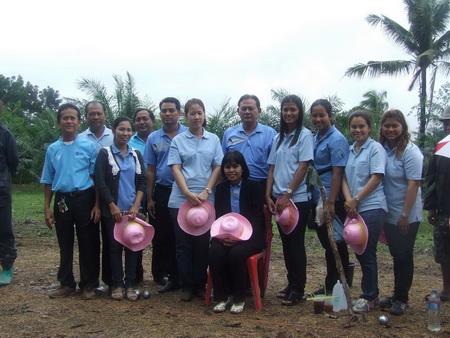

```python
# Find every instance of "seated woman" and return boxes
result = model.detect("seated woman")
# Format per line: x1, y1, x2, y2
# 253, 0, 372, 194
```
95, 116, 146, 301
209, 151, 266, 314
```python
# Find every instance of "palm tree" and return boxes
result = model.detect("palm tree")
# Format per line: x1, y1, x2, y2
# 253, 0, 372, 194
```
345, 0, 450, 149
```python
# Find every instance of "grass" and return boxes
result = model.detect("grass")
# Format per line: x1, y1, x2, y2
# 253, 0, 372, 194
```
10, 184, 434, 254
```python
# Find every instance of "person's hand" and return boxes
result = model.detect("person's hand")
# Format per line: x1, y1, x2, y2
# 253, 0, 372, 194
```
197, 190, 209, 202
128, 205, 139, 220
427, 209, 437, 226
265, 196, 275, 214
397, 215, 410, 235
91, 204, 101, 224
109, 203, 122, 223
147, 198, 156, 219
186, 192, 204, 205
344, 198, 358, 218
276, 194, 290, 214
44, 207, 55, 231
326, 200, 335, 222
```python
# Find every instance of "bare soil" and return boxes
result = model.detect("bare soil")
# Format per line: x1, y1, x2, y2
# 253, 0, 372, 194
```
1, 219, 448, 337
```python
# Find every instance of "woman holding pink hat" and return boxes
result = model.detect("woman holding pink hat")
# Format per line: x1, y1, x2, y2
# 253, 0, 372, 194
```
342, 110, 387, 313
378, 110, 423, 315
266, 94, 314, 306
209, 151, 266, 314
95, 117, 146, 301
168, 98, 223, 302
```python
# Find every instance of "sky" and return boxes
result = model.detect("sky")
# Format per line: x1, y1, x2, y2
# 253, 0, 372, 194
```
3, 0, 447, 132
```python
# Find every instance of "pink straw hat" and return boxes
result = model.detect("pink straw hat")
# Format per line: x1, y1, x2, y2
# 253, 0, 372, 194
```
177, 200, 215, 236
275, 197, 299, 235
343, 214, 368, 255
114, 215, 155, 252
210, 213, 253, 241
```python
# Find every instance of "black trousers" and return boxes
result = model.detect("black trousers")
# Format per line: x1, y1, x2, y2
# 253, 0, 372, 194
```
151, 185, 178, 283
0, 186, 16, 270
313, 201, 349, 293
209, 239, 260, 303
54, 188, 100, 290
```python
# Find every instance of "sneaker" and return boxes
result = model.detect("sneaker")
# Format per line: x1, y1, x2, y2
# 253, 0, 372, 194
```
379, 296, 394, 307
352, 298, 374, 313
390, 300, 408, 315
82, 288, 96, 300
230, 302, 245, 314
49, 286, 76, 299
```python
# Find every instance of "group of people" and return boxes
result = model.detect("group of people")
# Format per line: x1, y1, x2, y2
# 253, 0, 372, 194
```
1, 93, 449, 317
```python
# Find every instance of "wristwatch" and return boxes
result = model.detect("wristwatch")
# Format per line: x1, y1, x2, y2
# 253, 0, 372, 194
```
205, 187, 212, 194
401, 212, 408, 218
354, 195, 360, 202
285, 188, 293, 195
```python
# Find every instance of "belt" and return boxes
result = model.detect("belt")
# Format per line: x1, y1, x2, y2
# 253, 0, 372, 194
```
56, 187, 93, 197
156, 184, 172, 189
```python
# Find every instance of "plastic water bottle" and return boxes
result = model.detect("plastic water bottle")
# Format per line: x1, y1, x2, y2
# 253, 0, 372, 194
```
428, 290, 441, 332
332, 280, 347, 311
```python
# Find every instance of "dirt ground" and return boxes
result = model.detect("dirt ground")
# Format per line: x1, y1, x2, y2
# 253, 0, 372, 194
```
1, 220, 448, 338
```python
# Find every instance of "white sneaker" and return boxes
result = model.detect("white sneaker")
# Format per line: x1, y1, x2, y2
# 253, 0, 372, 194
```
230, 302, 245, 314
352, 298, 374, 313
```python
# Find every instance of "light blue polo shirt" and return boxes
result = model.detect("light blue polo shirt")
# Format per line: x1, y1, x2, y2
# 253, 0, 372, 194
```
79, 127, 114, 152
267, 127, 314, 203
128, 133, 147, 154
111, 144, 137, 211
345, 138, 387, 213
40, 136, 97, 192
222, 123, 276, 180
383, 142, 423, 224
168, 129, 223, 208
313, 126, 349, 197
144, 124, 187, 186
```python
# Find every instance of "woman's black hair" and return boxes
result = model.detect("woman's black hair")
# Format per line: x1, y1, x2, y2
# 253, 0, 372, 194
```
185, 98, 207, 128
112, 116, 132, 129
277, 95, 304, 150
220, 150, 250, 180
310, 99, 332, 117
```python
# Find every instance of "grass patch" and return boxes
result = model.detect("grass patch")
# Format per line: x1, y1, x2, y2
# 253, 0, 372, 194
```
12, 184, 44, 221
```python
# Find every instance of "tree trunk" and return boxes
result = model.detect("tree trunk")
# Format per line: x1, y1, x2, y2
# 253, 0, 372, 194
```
418, 68, 427, 150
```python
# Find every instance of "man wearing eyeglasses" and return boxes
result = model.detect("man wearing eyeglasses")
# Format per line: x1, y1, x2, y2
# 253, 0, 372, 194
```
222, 94, 276, 193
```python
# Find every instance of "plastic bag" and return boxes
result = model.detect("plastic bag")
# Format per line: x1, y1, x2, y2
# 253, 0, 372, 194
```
315, 196, 325, 226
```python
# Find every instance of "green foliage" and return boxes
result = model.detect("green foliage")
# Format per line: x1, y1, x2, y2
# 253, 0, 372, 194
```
73, 71, 155, 126
345, 0, 450, 149
205, 98, 240, 140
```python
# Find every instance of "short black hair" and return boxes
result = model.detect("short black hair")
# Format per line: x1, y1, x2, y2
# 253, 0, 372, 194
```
112, 116, 132, 129
84, 101, 106, 115
133, 108, 155, 122
57, 103, 81, 121
159, 97, 181, 111
237, 94, 261, 109
220, 150, 250, 180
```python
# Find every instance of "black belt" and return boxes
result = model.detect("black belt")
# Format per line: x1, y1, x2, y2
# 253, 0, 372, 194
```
156, 184, 172, 189
56, 187, 93, 198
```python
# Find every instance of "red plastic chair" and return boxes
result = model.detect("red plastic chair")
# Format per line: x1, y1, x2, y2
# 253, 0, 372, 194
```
205, 205, 274, 310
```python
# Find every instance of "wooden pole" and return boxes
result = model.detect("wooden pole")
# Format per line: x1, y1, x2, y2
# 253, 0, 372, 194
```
319, 186, 355, 316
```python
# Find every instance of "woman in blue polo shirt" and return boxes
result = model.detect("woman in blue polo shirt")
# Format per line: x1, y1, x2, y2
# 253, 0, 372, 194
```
342, 110, 387, 313
266, 94, 314, 306
95, 116, 146, 301
168, 98, 223, 302
378, 109, 423, 315
310, 99, 349, 295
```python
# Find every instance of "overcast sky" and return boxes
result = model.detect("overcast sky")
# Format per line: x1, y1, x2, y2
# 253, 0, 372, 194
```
3, 0, 447, 131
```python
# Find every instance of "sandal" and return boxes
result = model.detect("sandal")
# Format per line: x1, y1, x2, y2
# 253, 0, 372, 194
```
277, 286, 291, 299
111, 287, 124, 301
281, 291, 303, 306
126, 288, 138, 301
230, 302, 245, 314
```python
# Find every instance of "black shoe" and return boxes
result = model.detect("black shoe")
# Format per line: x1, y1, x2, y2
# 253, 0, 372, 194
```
180, 288, 193, 302
158, 281, 179, 293
379, 296, 394, 307
390, 300, 408, 315
153, 276, 169, 286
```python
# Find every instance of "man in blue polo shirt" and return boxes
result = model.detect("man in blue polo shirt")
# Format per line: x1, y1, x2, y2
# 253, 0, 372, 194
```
128, 108, 155, 154
144, 97, 186, 292
222, 94, 276, 193
79, 101, 116, 289
41, 103, 101, 299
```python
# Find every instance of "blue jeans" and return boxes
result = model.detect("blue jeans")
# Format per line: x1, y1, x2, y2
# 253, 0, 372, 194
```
384, 221, 420, 302
170, 208, 210, 293
355, 209, 385, 301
